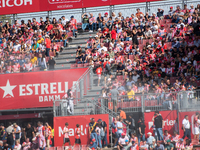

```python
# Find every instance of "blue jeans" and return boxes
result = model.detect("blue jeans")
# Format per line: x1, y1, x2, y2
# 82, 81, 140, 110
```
138, 134, 145, 144
98, 22, 103, 29
72, 29, 77, 37
89, 23, 96, 31
102, 132, 108, 147
82, 23, 89, 31
115, 132, 122, 146
46, 48, 50, 57
156, 128, 163, 141
97, 134, 102, 148
91, 132, 97, 142
90, 133, 97, 149
63, 39, 68, 47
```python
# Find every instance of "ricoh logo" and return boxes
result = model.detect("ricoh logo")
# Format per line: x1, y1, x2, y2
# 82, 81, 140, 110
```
0, 79, 77, 102
58, 124, 88, 137
0, 0, 32, 8
48, 0, 81, 4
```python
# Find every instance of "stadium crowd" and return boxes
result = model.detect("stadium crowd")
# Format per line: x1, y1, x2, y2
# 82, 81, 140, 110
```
0, 121, 53, 150
0, 15, 79, 73
73, 4, 200, 98
86, 110, 200, 150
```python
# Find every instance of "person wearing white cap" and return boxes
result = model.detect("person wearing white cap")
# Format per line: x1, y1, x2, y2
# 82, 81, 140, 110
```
147, 132, 155, 145
189, 4, 195, 14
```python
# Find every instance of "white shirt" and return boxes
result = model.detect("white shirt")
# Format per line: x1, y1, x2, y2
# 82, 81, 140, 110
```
132, 74, 140, 83
98, 46, 107, 53
182, 118, 190, 129
116, 121, 123, 134
62, 19, 69, 26
13, 44, 21, 52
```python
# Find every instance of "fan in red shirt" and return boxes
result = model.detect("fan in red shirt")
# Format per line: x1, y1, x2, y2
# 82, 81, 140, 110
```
111, 27, 117, 40
96, 65, 102, 86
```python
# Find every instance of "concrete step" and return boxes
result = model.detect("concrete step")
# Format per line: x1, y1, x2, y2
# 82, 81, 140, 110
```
74, 107, 94, 114
55, 63, 71, 69
56, 58, 75, 63
75, 102, 93, 108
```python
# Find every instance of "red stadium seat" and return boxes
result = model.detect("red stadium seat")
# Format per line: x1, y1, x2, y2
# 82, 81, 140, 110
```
128, 55, 134, 60
33, 67, 40, 71
84, 63, 89, 67
77, 64, 84, 68
70, 64, 77, 68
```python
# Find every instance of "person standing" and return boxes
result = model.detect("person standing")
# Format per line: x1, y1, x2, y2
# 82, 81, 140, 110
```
152, 111, 164, 141
98, 119, 108, 148
25, 123, 34, 142
63, 122, 71, 149
47, 56, 56, 70
193, 112, 200, 140
6, 122, 14, 149
138, 118, 146, 143
89, 118, 97, 148
182, 115, 191, 140
13, 123, 21, 145
109, 86, 119, 112
0, 123, 6, 142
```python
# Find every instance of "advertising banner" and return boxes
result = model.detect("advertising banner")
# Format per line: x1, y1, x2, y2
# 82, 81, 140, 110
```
144, 110, 177, 136
179, 111, 200, 138
54, 114, 109, 146
0, 68, 87, 110
0, 0, 161, 15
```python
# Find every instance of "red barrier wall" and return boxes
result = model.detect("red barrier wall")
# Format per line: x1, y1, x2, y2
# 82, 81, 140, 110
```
54, 114, 109, 146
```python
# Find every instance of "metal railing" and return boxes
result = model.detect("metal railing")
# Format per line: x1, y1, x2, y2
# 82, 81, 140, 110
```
2, 0, 200, 24
53, 89, 200, 117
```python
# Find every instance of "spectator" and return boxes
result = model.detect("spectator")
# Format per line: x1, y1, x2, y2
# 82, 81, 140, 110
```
14, 139, 21, 150
193, 112, 200, 140
117, 132, 129, 150
155, 141, 164, 150
98, 119, 108, 148
118, 107, 126, 120
0, 140, 3, 150
164, 140, 174, 150
157, 8, 164, 19
25, 123, 34, 142
110, 86, 119, 112
175, 138, 184, 150
82, 13, 89, 31
47, 56, 56, 70
182, 115, 191, 140
146, 132, 155, 145
126, 115, 136, 136
13, 123, 21, 144
152, 111, 164, 141
138, 118, 146, 143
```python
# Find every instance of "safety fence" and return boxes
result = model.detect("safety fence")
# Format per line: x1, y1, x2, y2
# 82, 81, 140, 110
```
54, 90, 200, 117
2, 0, 200, 24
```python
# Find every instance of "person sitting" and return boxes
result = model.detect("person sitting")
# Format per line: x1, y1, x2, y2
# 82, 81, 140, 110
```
117, 133, 129, 150
165, 140, 174, 150
147, 132, 155, 145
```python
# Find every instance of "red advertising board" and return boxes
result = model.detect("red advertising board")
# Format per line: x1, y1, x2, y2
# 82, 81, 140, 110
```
0, 68, 87, 110
54, 114, 109, 146
144, 110, 177, 135
0, 0, 161, 15
179, 111, 200, 138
